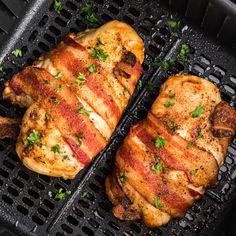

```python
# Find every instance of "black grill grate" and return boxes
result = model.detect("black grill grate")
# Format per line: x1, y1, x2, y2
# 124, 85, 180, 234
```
0, 0, 235, 236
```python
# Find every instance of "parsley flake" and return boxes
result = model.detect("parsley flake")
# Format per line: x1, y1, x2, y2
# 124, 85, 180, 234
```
24, 130, 40, 145
119, 172, 126, 182
166, 118, 174, 124
54, 72, 62, 79
87, 64, 97, 73
151, 162, 163, 174
186, 144, 191, 150
77, 107, 91, 116
137, 80, 142, 90
75, 132, 84, 147
54, 0, 62, 14
152, 59, 176, 70
12, 49, 23, 57
164, 101, 174, 108
45, 113, 50, 120
82, 191, 89, 198
155, 136, 166, 148
197, 127, 204, 138
190, 169, 198, 176
80, 3, 99, 26
51, 144, 60, 153
62, 155, 68, 161
170, 125, 179, 132
178, 44, 190, 62
75, 72, 86, 85
54, 98, 61, 104
91, 48, 108, 62
154, 196, 165, 208
169, 94, 175, 99
54, 84, 62, 93
54, 188, 71, 200
166, 20, 181, 29
0, 62, 6, 75
43, 80, 49, 84
190, 105, 205, 118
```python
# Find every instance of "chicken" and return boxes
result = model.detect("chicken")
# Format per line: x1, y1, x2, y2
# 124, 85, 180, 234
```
2, 20, 144, 179
0, 117, 20, 139
105, 74, 236, 227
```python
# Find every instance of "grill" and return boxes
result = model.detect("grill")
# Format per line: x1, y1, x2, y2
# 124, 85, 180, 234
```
0, 0, 235, 235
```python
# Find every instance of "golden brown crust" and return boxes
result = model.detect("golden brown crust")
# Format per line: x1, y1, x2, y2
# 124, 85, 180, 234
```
0, 117, 20, 139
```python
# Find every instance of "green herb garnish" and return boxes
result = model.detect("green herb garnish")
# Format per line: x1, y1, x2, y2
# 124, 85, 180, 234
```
186, 144, 191, 150
197, 127, 204, 138
54, 72, 62, 79
54, 188, 71, 200
75, 132, 84, 147
87, 64, 97, 73
170, 125, 179, 132
96, 38, 104, 46
0, 62, 6, 75
178, 44, 190, 62
91, 48, 108, 62
190, 105, 205, 118
82, 191, 89, 198
62, 155, 68, 161
54, 84, 62, 93
166, 118, 174, 124
43, 80, 49, 84
54, 98, 61, 104
24, 130, 40, 145
154, 196, 165, 208
190, 169, 198, 176
12, 49, 23, 57
152, 59, 176, 70
164, 101, 174, 108
75, 72, 86, 85
51, 144, 60, 153
54, 0, 62, 14
80, 3, 99, 26
169, 94, 175, 99
166, 20, 181, 29
151, 162, 163, 174
77, 107, 91, 116
119, 172, 126, 182
45, 113, 50, 120
137, 80, 142, 90
145, 81, 157, 91
154, 136, 166, 148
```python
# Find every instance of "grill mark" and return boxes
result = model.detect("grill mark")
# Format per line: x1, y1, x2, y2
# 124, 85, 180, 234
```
13, 69, 105, 156
118, 144, 190, 213
64, 136, 91, 166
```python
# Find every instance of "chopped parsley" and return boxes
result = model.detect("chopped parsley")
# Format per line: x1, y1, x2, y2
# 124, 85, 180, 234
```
190, 105, 205, 118
137, 80, 142, 90
96, 38, 104, 46
54, 188, 71, 200
197, 127, 204, 138
82, 191, 89, 198
164, 101, 174, 108
155, 136, 166, 148
91, 48, 108, 62
154, 196, 165, 208
54, 0, 62, 14
152, 59, 176, 70
171, 32, 179, 38
151, 161, 163, 174
170, 125, 179, 132
80, 3, 99, 26
123, 87, 127, 95
186, 143, 191, 150
178, 44, 190, 62
0, 62, 6, 75
75, 132, 84, 147
54, 72, 62, 79
51, 144, 60, 153
12, 49, 23, 57
54, 84, 62, 93
119, 172, 126, 182
77, 107, 91, 116
24, 130, 40, 145
145, 81, 157, 91
166, 20, 181, 29
43, 80, 49, 84
54, 98, 61, 104
190, 169, 198, 176
166, 118, 174, 124
45, 113, 50, 120
75, 72, 86, 85
169, 94, 175, 99
87, 64, 97, 73
62, 155, 68, 161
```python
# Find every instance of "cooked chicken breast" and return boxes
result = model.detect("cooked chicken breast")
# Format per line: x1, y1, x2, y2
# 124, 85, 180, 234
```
106, 74, 236, 227
2, 20, 144, 179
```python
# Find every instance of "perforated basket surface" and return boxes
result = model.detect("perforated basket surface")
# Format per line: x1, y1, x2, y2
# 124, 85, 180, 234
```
0, 0, 235, 236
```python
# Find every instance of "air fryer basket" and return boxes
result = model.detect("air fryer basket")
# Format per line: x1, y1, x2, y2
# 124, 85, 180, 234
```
0, 0, 235, 235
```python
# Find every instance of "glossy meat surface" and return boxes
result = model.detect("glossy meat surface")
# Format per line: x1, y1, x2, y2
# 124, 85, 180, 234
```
106, 74, 236, 227
3, 21, 144, 179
